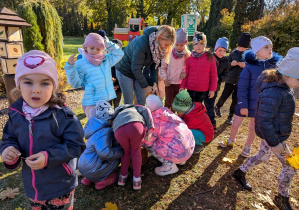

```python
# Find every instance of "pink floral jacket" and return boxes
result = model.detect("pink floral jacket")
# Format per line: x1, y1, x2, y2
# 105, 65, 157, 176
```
142, 107, 195, 163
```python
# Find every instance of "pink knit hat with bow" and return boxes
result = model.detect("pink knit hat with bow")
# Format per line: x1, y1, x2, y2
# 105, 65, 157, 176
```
15, 50, 58, 89
82, 33, 105, 49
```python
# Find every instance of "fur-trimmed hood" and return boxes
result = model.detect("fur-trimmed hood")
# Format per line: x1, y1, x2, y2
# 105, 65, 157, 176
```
244, 50, 282, 66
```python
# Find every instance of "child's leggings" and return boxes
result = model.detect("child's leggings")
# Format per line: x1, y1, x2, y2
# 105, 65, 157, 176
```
30, 189, 74, 209
240, 140, 296, 197
229, 115, 255, 146
114, 122, 145, 178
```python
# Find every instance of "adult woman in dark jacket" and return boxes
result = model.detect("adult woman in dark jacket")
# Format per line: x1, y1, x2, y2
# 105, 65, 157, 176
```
115, 25, 176, 105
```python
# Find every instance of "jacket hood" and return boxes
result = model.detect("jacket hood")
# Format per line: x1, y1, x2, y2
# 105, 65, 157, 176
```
186, 102, 207, 117
84, 117, 110, 139
255, 74, 289, 93
153, 107, 184, 124
143, 26, 159, 37
244, 50, 282, 66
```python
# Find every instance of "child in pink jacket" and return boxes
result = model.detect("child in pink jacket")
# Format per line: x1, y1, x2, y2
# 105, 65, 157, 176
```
160, 28, 191, 110
143, 95, 195, 176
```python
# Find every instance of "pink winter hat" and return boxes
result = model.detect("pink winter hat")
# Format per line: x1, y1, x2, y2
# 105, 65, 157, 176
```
15, 50, 58, 89
82, 33, 105, 49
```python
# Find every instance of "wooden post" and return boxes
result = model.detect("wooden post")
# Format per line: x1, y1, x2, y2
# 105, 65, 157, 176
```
0, 7, 31, 106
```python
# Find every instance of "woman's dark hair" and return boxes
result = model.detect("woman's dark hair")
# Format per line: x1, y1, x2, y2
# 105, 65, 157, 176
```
10, 88, 66, 107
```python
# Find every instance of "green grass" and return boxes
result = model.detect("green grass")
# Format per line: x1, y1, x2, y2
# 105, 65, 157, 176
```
63, 37, 85, 60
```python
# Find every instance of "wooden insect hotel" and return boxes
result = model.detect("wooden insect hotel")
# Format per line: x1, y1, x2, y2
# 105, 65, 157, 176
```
0, 7, 31, 106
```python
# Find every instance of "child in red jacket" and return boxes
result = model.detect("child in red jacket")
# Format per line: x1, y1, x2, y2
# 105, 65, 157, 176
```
180, 32, 218, 130
172, 90, 214, 153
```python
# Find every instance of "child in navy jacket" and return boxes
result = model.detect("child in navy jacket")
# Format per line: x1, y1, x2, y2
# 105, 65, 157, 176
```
233, 48, 299, 210
219, 36, 282, 158
0, 51, 85, 209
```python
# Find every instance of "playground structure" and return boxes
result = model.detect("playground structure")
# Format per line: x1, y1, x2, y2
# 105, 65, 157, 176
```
113, 18, 145, 47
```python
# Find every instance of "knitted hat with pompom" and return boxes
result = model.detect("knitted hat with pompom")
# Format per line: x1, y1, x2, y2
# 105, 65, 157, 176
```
172, 90, 193, 113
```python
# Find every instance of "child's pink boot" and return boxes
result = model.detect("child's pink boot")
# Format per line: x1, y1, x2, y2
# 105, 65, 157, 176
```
81, 177, 92, 186
95, 173, 117, 190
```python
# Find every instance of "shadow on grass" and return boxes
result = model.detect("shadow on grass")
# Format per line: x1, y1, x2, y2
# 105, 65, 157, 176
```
73, 153, 202, 209
214, 121, 231, 139
167, 149, 248, 209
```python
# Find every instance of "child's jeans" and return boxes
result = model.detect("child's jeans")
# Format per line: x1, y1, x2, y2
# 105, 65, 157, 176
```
229, 115, 255, 146
30, 189, 74, 209
187, 90, 216, 126
114, 122, 145, 178
240, 140, 296, 197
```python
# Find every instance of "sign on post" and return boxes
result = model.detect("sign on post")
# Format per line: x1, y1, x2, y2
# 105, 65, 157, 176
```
181, 14, 198, 36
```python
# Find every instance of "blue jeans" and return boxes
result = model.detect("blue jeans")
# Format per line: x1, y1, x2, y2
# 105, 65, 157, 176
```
187, 90, 216, 126
116, 70, 146, 105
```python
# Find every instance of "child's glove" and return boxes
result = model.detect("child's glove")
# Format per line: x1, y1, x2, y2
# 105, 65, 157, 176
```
97, 29, 106, 38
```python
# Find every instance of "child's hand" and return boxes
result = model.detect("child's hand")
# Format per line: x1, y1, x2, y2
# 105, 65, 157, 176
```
164, 80, 171, 87
112, 77, 117, 83
114, 86, 118, 90
180, 72, 186, 80
208, 91, 215, 98
1, 146, 21, 163
240, 108, 248, 116
238, 62, 246, 68
144, 130, 152, 142
25, 153, 46, 170
231, 60, 238, 66
179, 88, 185, 92
68, 54, 76, 65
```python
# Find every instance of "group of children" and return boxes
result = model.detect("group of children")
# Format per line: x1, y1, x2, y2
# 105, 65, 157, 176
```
0, 25, 298, 209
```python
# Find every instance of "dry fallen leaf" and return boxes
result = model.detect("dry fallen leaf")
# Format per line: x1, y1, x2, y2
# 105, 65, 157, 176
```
101, 202, 118, 210
221, 157, 235, 164
76, 169, 82, 177
257, 193, 275, 207
0, 188, 20, 200
290, 197, 298, 206
251, 202, 267, 209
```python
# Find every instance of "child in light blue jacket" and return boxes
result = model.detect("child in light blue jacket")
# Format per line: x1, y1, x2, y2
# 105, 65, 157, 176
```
65, 30, 124, 119
78, 100, 123, 190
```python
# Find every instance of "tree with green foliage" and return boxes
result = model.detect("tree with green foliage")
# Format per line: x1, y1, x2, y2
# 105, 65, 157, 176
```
18, 0, 63, 64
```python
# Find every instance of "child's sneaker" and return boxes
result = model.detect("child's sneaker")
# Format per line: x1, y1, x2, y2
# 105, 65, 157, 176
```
133, 176, 142, 190
226, 113, 233, 124
118, 174, 128, 186
215, 106, 222, 117
81, 177, 92, 186
155, 163, 179, 176
177, 161, 186, 165
95, 173, 117, 190
241, 145, 251, 157
193, 144, 205, 154
219, 138, 234, 148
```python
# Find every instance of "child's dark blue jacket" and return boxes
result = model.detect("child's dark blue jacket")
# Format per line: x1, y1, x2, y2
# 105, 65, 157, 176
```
235, 51, 282, 117
0, 98, 86, 201
255, 75, 295, 147
213, 53, 230, 91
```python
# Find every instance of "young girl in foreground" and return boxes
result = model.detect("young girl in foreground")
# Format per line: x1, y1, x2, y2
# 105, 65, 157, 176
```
233, 47, 299, 210
0, 50, 85, 209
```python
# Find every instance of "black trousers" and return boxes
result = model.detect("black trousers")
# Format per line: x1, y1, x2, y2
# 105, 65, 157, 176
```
216, 83, 237, 115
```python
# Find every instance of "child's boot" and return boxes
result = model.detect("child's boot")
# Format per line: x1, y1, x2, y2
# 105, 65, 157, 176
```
133, 176, 142, 190
155, 162, 179, 176
193, 144, 205, 154
81, 177, 92, 186
215, 106, 222, 117
219, 138, 234, 148
118, 174, 128, 186
232, 168, 252, 191
274, 194, 293, 210
95, 173, 117, 190
226, 113, 233, 124
241, 145, 251, 157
